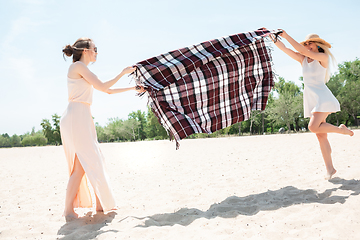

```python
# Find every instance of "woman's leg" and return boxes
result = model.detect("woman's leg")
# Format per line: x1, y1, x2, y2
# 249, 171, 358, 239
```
95, 194, 103, 212
64, 154, 85, 219
309, 113, 339, 179
316, 132, 336, 179
308, 112, 354, 136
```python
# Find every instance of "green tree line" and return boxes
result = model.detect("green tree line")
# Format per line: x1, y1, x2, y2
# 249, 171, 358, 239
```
1, 59, 359, 148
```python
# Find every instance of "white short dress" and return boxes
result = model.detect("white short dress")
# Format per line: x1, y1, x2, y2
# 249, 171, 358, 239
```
60, 76, 116, 211
302, 57, 340, 118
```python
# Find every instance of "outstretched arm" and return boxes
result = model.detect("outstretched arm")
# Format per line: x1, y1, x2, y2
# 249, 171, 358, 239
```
70, 63, 136, 92
272, 36, 304, 64
106, 85, 146, 94
280, 30, 328, 66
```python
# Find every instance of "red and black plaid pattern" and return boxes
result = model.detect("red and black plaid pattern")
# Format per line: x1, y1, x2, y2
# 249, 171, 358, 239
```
134, 28, 279, 148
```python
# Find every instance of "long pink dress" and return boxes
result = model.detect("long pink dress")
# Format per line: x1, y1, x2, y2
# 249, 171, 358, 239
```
60, 76, 116, 211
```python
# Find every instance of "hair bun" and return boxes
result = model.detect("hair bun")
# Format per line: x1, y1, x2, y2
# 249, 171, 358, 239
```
62, 45, 73, 57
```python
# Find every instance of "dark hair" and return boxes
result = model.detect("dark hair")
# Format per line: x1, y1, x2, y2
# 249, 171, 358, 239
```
62, 38, 92, 62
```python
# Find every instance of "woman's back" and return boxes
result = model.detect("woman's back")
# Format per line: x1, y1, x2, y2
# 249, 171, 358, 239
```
67, 77, 93, 105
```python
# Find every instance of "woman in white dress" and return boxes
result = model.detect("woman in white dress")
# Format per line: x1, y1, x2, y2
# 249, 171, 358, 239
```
61, 37, 144, 221
272, 31, 354, 180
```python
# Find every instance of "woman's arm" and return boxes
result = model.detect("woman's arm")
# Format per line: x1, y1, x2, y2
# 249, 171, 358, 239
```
70, 63, 136, 92
106, 86, 136, 94
280, 31, 328, 65
273, 37, 304, 64
106, 85, 146, 94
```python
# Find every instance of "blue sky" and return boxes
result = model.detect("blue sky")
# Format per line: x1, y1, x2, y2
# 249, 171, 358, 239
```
1, 0, 359, 136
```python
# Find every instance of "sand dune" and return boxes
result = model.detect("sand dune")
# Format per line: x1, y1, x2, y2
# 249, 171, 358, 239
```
0, 130, 359, 239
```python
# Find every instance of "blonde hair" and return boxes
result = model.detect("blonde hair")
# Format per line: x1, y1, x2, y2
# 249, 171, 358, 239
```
314, 42, 337, 83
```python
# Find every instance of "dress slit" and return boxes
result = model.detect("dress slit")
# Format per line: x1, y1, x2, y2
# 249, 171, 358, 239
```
61, 77, 116, 211
71, 153, 92, 208
61, 100, 116, 211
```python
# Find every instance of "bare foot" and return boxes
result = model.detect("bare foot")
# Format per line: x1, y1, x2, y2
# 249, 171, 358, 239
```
96, 208, 104, 212
339, 124, 354, 136
325, 169, 337, 180
98, 207, 118, 213
95, 195, 103, 212
96, 203, 106, 212
64, 212, 78, 222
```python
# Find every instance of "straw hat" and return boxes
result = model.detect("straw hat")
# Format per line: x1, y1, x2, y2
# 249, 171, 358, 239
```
300, 34, 331, 48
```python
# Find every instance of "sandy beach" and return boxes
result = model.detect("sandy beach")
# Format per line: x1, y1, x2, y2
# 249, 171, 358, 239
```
0, 130, 359, 239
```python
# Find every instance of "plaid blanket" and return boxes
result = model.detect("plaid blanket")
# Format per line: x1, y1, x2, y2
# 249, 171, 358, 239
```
134, 28, 279, 148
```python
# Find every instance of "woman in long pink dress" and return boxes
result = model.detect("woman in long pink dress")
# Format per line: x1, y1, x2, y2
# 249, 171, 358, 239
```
272, 31, 354, 180
61, 38, 143, 221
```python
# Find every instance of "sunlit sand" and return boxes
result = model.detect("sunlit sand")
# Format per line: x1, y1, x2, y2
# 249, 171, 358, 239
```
0, 130, 359, 239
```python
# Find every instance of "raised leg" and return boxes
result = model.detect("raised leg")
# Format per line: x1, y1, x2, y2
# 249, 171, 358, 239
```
308, 112, 354, 136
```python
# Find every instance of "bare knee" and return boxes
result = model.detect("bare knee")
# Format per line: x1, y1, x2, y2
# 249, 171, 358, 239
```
308, 123, 318, 133
71, 167, 85, 178
71, 156, 85, 178
316, 133, 327, 140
